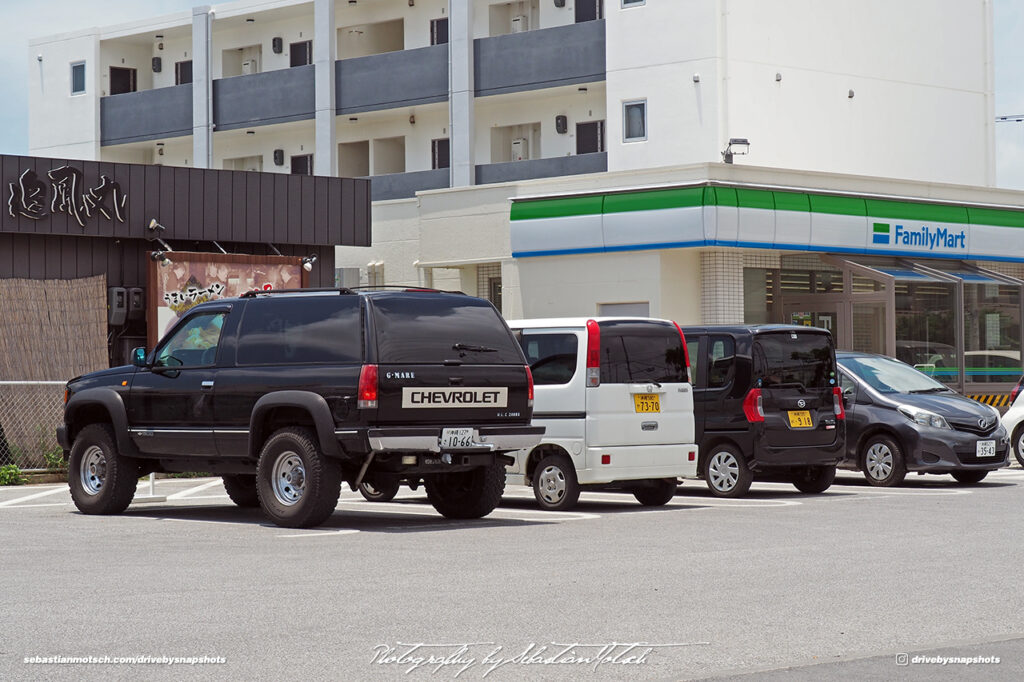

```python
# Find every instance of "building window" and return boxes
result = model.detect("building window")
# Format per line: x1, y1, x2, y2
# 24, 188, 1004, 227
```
290, 154, 313, 175
430, 18, 449, 45
621, 0, 646, 7
432, 138, 450, 170
70, 62, 86, 95
290, 40, 312, 67
175, 60, 193, 85
109, 66, 137, 95
623, 100, 647, 142
477, 263, 502, 309
576, 121, 605, 154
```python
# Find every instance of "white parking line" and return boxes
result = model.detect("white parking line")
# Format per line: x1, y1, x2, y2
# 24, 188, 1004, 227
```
277, 530, 361, 538
2, 502, 70, 508
165, 480, 224, 500
336, 499, 600, 522
0, 486, 68, 507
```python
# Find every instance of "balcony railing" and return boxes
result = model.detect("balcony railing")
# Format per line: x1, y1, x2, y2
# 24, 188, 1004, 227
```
213, 64, 316, 131
475, 152, 607, 185
100, 84, 192, 146
366, 168, 450, 201
475, 20, 606, 97
337, 44, 448, 115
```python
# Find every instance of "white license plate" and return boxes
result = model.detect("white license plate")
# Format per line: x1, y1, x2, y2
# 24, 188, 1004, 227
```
440, 428, 475, 449
976, 440, 996, 458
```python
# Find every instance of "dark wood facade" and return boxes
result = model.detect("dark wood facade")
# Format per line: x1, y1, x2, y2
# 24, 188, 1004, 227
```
0, 154, 371, 364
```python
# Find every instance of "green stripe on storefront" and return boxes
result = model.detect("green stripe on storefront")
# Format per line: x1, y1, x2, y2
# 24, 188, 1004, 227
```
603, 187, 703, 214
509, 195, 604, 221
510, 183, 1024, 227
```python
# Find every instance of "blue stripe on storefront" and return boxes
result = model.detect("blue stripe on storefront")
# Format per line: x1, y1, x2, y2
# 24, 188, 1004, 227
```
513, 239, 1024, 262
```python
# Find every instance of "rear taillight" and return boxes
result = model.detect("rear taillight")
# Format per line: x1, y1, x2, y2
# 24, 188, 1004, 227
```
357, 364, 378, 409
673, 321, 691, 383
525, 365, 534, 407
833, 386, 845, 420
742, 388, 764, 423
1011, 376, 1024, 405
585, 319, 600, 387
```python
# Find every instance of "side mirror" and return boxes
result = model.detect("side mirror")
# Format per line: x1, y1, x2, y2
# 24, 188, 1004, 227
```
131, 347, 147, 367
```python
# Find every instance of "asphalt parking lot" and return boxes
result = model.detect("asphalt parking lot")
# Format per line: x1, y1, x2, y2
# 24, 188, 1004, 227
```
3, 469, 1024, 680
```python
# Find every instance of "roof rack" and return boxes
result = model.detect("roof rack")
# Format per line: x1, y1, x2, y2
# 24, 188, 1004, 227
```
238, 286, 467, 299
239, 287, 355, 298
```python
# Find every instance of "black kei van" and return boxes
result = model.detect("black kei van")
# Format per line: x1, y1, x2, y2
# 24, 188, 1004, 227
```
680, 325, 846, 497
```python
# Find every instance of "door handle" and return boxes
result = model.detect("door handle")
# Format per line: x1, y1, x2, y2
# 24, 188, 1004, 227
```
201, 381, 215, 390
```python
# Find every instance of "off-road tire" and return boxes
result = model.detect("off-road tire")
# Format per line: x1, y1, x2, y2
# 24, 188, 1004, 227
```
222, 474, 260, 508
68, 423, 139, 515
425, 463, 505, 519
256, 427, 342, 528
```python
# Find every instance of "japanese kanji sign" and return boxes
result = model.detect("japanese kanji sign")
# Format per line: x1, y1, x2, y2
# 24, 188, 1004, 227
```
8, 166, 127, 227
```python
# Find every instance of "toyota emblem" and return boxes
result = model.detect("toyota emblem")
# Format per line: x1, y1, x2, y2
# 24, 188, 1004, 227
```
797, 399, 806, 408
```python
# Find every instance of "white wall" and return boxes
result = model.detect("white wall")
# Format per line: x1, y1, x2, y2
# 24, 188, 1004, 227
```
336, 0, 448, 51
152, 37, 192, 89
28, 34, 101, 159
336, 103, 448, 173
213, 14, 314, 78
475, 85, 607, 163
723, 0, 994, 186
473, 0, 574, 38
604, 0, 721, 173
604, 0, 994, 185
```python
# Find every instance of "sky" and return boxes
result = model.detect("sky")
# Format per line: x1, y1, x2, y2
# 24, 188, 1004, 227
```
2, 0, 1024, 188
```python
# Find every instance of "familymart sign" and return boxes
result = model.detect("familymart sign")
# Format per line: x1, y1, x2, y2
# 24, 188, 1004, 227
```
510, 184, 1024, 263
872, 222, 967, 251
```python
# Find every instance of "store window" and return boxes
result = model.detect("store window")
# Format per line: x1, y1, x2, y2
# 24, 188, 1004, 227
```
894, 276, 958, 386
963, 280, 1021, 383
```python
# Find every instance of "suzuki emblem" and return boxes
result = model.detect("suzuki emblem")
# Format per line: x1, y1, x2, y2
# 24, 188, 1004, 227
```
797, 399, 806, 408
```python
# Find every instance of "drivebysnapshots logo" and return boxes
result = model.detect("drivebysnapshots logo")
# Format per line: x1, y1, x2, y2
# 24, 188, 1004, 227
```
872, 221, 966, 251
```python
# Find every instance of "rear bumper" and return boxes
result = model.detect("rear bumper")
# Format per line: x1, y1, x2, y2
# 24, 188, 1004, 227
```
366, 425, 545, 454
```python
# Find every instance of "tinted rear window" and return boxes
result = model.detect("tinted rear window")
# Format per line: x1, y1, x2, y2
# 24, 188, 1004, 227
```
372, 294, 524, 364
518, 332, 578, 385
599, 321, 688, 384
754, 331, 835, 389
237, 296, 362, 365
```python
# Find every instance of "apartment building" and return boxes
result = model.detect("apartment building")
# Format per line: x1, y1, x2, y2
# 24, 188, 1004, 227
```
31, 0, 1024, 397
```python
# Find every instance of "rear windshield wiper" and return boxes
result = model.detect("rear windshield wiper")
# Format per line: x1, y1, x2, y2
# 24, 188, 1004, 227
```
452, 343, 498, 353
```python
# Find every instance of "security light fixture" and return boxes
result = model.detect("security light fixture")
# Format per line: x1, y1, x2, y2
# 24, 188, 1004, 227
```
147, 218, 166, 236
302, 255, 318, 272
151, 251, 173, 267
722, 138, 750, 164
692, 74, 700, 83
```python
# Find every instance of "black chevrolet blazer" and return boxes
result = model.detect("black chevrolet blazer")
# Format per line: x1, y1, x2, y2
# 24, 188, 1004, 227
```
58, 289, 543, 528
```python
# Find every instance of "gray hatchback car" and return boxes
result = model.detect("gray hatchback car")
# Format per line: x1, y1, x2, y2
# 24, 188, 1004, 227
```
837, 352, 1009, 486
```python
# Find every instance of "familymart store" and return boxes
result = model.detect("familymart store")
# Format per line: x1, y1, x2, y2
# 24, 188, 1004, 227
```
510, 181, 1024, 403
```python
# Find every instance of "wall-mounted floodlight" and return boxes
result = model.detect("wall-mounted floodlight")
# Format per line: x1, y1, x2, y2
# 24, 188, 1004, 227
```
722, 138, 750, 164
150, 251, 173, 267
302, 254, 318, 272
147, 218, 166, 238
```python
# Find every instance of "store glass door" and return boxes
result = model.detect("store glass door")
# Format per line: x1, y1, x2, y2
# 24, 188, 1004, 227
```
783, 301, 848, 348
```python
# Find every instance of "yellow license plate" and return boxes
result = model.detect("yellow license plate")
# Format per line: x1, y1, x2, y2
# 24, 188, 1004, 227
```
634, 394, 661, 413
787, 410, 813, 428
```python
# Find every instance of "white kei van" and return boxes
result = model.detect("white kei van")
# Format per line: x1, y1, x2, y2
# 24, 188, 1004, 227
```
506, 317, 699, 510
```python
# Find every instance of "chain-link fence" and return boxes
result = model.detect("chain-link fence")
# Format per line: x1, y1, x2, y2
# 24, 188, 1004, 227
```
0, 381, 66, 471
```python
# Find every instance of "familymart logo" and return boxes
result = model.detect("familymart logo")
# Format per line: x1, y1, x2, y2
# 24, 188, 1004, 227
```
872, 222, 966, 250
